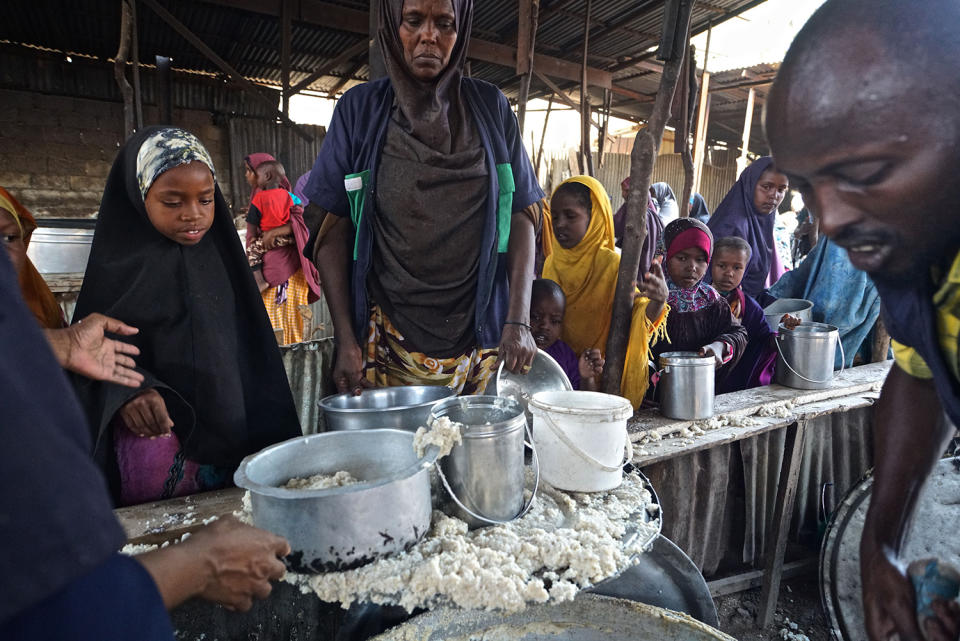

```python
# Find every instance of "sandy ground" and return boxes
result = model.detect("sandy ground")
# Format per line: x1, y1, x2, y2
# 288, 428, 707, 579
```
715, 576, 832, 641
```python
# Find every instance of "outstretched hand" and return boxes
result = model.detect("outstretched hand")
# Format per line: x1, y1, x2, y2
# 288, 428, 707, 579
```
639, 258, 669, 323
578, 348, 604, 381
58, 313, 143, 387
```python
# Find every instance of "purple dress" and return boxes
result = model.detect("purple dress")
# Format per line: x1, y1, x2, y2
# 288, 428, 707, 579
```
718, 289, 777, 393
545, 339, 581, 390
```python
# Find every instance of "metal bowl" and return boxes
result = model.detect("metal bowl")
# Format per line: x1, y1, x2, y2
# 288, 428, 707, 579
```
319, 385, 456, 432
234, 429, 439, 573
493, 349, 573, 421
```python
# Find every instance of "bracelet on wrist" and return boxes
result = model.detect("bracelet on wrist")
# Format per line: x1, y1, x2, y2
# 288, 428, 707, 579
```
503, 320, 532, 331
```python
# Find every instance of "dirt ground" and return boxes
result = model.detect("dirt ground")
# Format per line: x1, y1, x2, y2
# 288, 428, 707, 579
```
715, 576, 832, 641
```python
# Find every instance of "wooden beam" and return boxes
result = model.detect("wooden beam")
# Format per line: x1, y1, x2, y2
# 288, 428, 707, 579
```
608, 84, 655, 103
129, 0, 143, 129
736, 87, 755, 177
516, 0, 540, 134
580, 0, 593, 176
709, 76, 775, 93
535, 96, 552, 176
691, 71, 710, 193
288, 39, 368, 96
281, 0, 292, 118
114, 0, 135, 139
198, 0, 612, 89
141, 0, 313, 141
327, 61, 364, 95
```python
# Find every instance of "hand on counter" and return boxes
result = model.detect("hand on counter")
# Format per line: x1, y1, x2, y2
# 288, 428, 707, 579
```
119, 388, 174, 437
779, 314, 803, 330
45, 313, 143, 387
699, 341, 727, 366
137, 516, 290, 612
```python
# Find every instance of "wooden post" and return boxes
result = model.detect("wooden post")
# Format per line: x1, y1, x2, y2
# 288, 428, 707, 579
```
598, 88, 610, 169
580, 0, 594, 176
129, 0, 143, 129
516, 0, 540, 135
534, 96, 553, 177
736, 87, 756, 177
141, 0, 313, 141
114, 0, 135, 139
281, 0, 292, 163
692, 21, 712, 194
871, 317, 891, 363
156, 55, 173, 125
676, 45, 696, 218
757, 420, 808, 628
691, 71, 710, 194
602, 0, 697, 395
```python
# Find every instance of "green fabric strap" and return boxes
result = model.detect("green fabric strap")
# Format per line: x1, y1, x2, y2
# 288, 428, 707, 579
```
344, 170, 369, 260
495, 163, 515, 253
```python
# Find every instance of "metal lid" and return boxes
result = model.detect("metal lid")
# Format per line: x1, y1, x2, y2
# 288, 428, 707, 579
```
659, 351, 714, 367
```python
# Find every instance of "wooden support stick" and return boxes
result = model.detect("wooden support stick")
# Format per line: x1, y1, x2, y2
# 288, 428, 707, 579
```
130, 0, 143, 129
602, 0, 696, 395
871, 316, 891, 363
757, 420, 808, 628
140, 0, 313, 142
114, 0, 134, 139
736, 87, 755, 177
691, 72, 710, 194
516, 0, 540, 134
535, 96, 553, 177
580, 0, 593, 176
678, 47, 697, 217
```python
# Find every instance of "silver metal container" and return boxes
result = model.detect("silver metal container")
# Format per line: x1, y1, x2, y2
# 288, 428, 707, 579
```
775, 322, 842, 390
430, 396, 528, 529
319, 385, 456, 432
26, 226, 95, 274
233, 429, 438, 572
658, 351, 715, 420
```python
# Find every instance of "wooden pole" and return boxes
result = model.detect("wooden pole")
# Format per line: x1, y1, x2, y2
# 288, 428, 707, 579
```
676, 45, 696, 218
602, 0, 696, 396
129, 0, 143, 129
691, 71, 710, 193
580, 0, 593, 176
281, 0, 292, 162
516, 0, 540, 134
140, 0, 313, 141
114, 0, 135, 139
736, 87, 756, 178
534, 96, 553, 177
598, 87, 610, 168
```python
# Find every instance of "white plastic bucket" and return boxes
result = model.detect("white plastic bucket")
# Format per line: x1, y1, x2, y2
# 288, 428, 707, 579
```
528, 391, 634, 492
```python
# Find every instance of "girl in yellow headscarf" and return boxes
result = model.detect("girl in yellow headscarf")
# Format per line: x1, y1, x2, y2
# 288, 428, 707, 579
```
543, 176, 668, 407
0, 187, 65, 329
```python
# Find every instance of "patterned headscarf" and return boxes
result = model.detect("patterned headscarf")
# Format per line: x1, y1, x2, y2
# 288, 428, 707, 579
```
136, 128, 216, 202
663, 217, 721, 313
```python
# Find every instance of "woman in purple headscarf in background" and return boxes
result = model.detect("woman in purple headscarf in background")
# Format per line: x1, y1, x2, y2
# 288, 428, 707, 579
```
612, 176, 664, 277
707, 156, 789, 298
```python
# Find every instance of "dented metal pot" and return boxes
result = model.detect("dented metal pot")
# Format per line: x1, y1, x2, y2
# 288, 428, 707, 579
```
234, 429, 438, 573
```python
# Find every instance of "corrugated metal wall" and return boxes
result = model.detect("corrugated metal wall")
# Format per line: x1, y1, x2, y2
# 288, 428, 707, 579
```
227, 117, 326, 211
280, 338, 336, 435
542, 151, 738, 213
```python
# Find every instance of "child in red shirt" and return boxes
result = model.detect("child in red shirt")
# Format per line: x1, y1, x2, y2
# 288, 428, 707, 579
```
246, 160, 296, 277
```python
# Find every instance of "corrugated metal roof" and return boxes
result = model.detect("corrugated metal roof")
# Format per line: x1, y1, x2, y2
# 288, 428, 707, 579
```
3, 0, 773, 149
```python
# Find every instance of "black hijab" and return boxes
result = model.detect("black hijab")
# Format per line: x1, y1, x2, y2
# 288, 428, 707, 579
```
72, 126, 300, 472
0, 250, 125, 623
378, 0, 474, 154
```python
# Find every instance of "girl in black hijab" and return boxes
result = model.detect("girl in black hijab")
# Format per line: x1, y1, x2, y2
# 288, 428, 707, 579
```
73, 127, 300, 505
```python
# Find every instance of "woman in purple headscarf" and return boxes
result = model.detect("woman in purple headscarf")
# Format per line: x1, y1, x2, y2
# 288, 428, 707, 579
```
707, 157, 789, 298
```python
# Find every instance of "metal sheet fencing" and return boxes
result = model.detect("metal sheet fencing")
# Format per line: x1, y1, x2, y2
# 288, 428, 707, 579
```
641, 405, 874, 577
227, 117, 326, 211
543, 151, 738, 214
280, 338, 336, 435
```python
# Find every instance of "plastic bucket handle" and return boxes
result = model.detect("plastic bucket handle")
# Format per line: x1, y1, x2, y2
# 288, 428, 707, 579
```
539, 408, 632, 473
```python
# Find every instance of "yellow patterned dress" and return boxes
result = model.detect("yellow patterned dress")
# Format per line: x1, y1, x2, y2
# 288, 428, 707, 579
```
363, 304, 498, 395
262, 269, 311, 345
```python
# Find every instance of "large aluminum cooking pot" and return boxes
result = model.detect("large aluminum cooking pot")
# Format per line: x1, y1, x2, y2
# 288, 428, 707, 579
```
234, 429, 438, 573
320, 385, 456, 431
